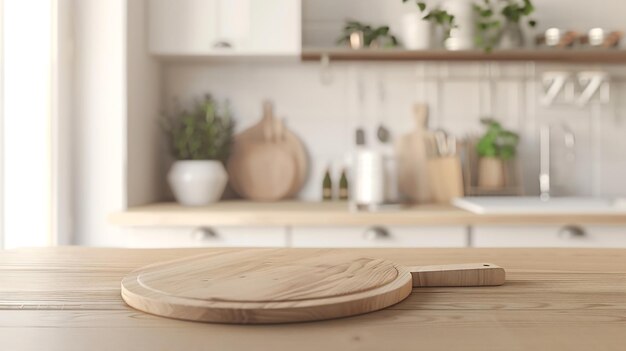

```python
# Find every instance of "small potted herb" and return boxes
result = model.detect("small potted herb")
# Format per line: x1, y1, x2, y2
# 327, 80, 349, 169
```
403, 0, 457, 48
162, 95, 235, 206
337, 20, 399, 49
476, 118, 519, 189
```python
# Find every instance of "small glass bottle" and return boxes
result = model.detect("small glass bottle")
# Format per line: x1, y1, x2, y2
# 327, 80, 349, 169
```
322, 167, 333, 201
338, 168, 349, 201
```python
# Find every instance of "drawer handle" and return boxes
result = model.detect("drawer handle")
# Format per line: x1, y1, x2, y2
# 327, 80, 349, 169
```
558, 225, 586, 240
213, 40, 233, 49
363, 227, 391, 241
191, 227, 219, 241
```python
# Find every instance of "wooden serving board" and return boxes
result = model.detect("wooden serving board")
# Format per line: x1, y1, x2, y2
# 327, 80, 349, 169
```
121, 249, 505, 324
396, 104, 434, 203
227, 102, 308, 200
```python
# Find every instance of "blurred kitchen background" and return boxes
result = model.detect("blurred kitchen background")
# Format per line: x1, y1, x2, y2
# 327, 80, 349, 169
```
3, 0, 626, 250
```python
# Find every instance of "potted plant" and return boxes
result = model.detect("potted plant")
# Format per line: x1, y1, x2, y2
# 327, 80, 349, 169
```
476, 118, 519, 189
162, 95, 235, 206
336, 20, 399, 49
403, 1, 458, 49
474, 0, 537, 51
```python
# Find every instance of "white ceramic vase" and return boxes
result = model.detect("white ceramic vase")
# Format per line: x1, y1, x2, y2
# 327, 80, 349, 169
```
401, 12, 431, 50
167, 160, 228, 206
442, 0, 475, 50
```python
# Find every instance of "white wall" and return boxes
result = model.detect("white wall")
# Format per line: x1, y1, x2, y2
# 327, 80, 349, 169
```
72, 0, 127, 246
127, 0, 164, 207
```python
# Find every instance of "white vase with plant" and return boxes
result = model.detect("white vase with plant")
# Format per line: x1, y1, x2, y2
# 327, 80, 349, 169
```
474, 0, 537, 51
162, 95, 234, 206
476, 118, 519, 189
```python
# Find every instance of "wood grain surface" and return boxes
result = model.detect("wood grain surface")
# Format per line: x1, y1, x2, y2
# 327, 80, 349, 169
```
300, 48, 626, 64
3, 247, 626, 350
121, 249, 503, 323
109, 200, 626, 227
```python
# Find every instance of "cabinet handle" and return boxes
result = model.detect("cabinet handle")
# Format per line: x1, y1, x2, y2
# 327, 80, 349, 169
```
558, 225, 586, 240
363, 227, 391, 241
191, 227, 219, 241
213, 40, 233, 49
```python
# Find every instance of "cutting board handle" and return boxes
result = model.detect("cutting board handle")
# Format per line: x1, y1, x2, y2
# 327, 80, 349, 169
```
409, 263, 505, 287
413, 103, 429, 129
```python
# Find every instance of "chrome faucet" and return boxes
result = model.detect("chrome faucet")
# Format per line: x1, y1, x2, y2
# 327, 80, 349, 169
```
539, 124, 576, 200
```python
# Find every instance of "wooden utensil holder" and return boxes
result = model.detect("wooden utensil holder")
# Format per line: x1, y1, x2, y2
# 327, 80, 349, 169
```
428, 156, 464, 203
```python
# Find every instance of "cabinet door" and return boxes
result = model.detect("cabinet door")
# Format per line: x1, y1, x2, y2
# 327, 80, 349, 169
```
473, 225, 626, 248
126, 227, 287, 248
291, 226, 467, 248
236, 0, 301, 54
148, 0, 219, 55
148, 0, 300, 55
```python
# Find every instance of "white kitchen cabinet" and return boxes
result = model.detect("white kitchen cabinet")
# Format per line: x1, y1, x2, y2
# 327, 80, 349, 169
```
126, 227, 287, 248
291, 226, 467, 248
473, 225, 626, 248
148, 0, 301, 55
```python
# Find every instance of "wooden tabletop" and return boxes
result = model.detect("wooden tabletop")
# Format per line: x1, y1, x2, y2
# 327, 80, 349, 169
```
2, 247, 626, 351
109, 201, 626, 227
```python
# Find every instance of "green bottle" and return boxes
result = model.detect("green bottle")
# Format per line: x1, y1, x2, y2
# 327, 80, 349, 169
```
322, 167, 333, 201
339, 168, 349, 201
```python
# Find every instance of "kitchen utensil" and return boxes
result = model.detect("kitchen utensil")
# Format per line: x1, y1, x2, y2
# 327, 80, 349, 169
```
376, 79, 391, 144
355, 76, 366, 146
229, 133, 296, 202
447, 135, 457, 156
396, 103, 433, 203
434, 129, 449, 156
122, 249, 505, 324
228, 101, 308, 200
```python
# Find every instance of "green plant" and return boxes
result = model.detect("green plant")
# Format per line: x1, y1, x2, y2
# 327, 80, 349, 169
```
403, 1, 457, 39
161, 95, 235, 162
336, 20, 399, 48
474, 0, 537, 52
476, 118, 519, 160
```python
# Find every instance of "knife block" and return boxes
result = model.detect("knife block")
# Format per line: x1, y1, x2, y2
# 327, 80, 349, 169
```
428, 156, 464, 203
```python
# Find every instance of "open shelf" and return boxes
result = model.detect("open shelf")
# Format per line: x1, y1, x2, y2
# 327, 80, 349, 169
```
302, 48, 626, 64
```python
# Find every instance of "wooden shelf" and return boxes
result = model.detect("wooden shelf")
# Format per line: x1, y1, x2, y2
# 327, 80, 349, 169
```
302, 48, 626, 64
109, 201, 626, 227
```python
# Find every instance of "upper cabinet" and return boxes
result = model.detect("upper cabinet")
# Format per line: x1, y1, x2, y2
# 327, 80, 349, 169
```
148, 0, 301, 56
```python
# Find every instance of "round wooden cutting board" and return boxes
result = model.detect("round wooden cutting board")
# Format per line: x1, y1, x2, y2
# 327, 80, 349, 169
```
121, 249, 505, 324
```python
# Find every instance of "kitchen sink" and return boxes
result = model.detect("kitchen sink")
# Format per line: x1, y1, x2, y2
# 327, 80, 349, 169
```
453, 196, 626, 214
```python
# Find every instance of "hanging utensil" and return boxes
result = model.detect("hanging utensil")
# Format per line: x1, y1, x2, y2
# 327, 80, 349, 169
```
355, 76, 366, 146
376, 77, 391, 143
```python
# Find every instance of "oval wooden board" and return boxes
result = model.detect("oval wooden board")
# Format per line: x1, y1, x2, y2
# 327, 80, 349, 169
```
121, 249, 412, 324
228, 142, 296, 201
228, 113, 308, 200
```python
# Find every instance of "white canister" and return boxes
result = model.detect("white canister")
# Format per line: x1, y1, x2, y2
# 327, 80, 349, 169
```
402, 12, 431, 50
442, 0, 475, 50
353, 149, 385, 207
